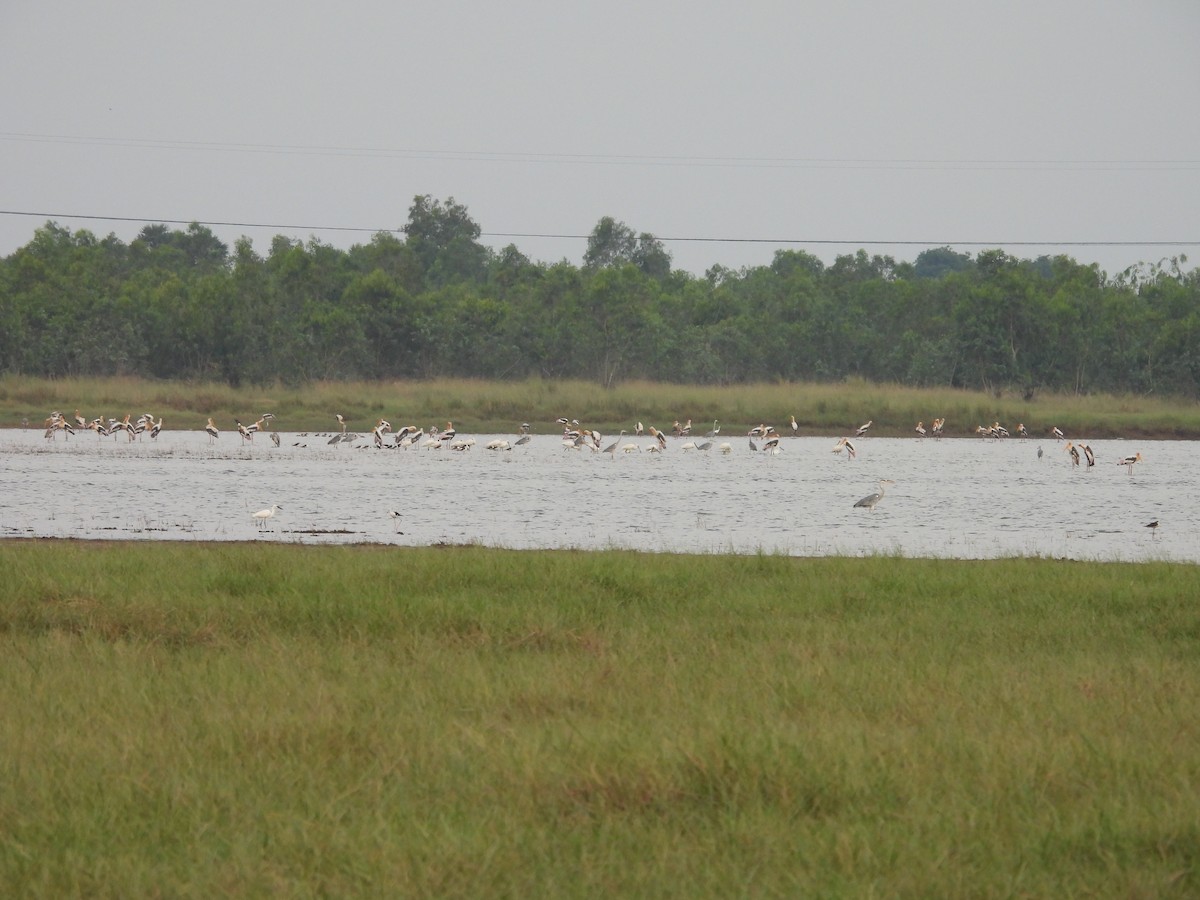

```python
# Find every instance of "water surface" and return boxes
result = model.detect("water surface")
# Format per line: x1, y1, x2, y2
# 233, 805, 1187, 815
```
2, 428, 1195, 563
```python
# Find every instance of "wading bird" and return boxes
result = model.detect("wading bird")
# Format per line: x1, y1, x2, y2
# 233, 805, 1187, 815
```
790, 415, 799, 435
252, 504, 282, 529
1064, 441, 1080, 467
915, 421, 926, 436
855, 420, 873, 437
205, 417, 219, 444
1145, 519, 1159, 537
1119, 452, 1144, 474
854, 479, 895, 512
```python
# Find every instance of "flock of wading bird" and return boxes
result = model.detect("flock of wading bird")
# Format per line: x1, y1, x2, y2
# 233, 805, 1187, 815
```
36, 408, 1152, 527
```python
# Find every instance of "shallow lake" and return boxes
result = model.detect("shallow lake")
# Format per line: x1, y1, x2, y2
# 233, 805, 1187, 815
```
1, 426, 1196, 563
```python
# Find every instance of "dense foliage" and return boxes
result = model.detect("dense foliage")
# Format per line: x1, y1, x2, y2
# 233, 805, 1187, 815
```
2, 197, 1197, 396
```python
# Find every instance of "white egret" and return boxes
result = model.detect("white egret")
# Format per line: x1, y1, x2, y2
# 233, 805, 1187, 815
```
252, 504, 282, 529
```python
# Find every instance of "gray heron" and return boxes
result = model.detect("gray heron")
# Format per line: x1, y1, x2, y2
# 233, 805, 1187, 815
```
854, 479, 895, 511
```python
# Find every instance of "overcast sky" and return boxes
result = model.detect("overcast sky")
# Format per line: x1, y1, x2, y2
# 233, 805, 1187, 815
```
2, 1, 1197, 278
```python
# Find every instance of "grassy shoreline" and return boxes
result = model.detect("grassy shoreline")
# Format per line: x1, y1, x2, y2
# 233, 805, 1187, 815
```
2, 540, 1198, 896
2, 374, 1198, 438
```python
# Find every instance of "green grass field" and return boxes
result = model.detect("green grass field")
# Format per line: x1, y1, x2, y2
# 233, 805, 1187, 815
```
3, 374, 1198, 438
2, 541, 1198, 897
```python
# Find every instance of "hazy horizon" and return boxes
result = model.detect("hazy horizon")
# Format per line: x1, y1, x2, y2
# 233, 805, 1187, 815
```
3, 1, 1197, 278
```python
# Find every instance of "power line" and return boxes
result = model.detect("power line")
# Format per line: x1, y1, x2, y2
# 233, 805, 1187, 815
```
2, 131, 1198, 172
1, 209, 1196, 249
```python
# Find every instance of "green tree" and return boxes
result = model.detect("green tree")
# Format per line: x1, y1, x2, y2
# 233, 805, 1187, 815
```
403, 196, 489, 287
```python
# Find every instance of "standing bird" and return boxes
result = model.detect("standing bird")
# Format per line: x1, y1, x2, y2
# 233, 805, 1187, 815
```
1037, 446, 1044, 460
205, 417, 220, 444
1016, 423, 1029, 438
914, 421, 926, 437
833, 437, 857, 459
236, 420, 253, 444
336, 414, 347, 434
270, 432, 281, 447
1145, 519, 1159, 538
855, 420, 873, 437
1064, 441, 1080, 467
854, 479, 895, 512
389, 510, 404, 534
252, 504, 282, 529
1079, 442, 1095, 467
602, 431, 627, 456
705, 420, 721, 438
1050, 426, 1065, 440
790, 415, 799, 436
1119, 452, 1144, 474
150, 417, 163, 440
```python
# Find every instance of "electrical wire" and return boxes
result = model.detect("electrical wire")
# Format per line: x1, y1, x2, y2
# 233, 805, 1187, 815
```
0, 209, 1195, 249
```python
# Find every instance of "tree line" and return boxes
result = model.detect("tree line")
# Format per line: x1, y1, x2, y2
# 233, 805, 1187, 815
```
1, 195, 1197, 397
